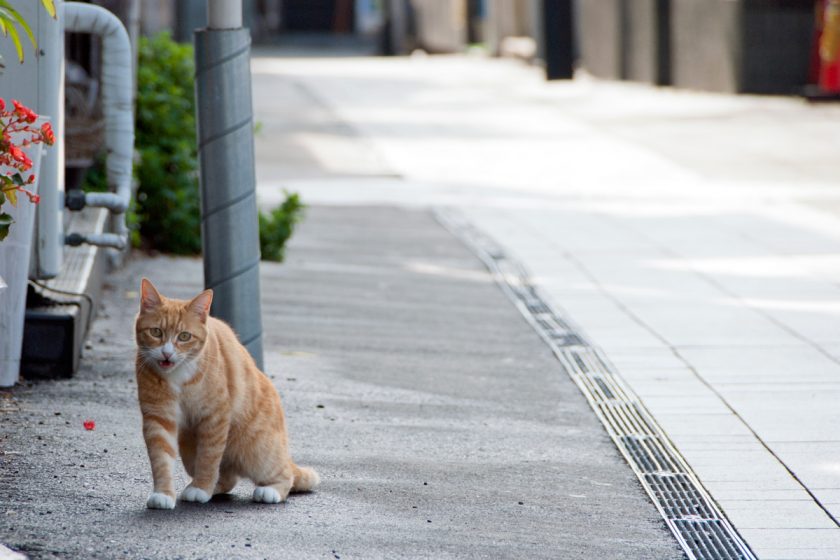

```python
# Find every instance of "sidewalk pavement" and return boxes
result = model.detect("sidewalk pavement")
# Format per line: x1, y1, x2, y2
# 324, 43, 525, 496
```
251, 52, 840, 559
0, 206, 682, 559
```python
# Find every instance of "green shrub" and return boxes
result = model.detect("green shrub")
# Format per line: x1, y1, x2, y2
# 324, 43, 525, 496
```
84, 32, 302, 259
259, 192, 304, 262
135, 32, 200, 254
80, 153, 107, 192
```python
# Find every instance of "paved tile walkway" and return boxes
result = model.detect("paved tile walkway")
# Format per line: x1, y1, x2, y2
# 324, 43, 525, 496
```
252, 52, 840, 559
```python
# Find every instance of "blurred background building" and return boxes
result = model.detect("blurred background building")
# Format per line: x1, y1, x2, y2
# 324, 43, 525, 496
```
127, 0, 829, 96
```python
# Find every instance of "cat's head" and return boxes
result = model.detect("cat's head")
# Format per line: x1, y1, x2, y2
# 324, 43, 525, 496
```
135, 278, 213, 376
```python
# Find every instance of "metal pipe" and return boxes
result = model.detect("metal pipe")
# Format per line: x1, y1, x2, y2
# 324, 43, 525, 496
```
63, 2, 134, 248
36, 0, 64, 279
82, 191, 129, 213
65, 232, 125, 250
194, 9, 264, 368
207, 0, 242, 29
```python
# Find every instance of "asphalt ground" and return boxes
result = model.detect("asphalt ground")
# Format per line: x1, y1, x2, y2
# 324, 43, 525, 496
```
0, 206, 683, 559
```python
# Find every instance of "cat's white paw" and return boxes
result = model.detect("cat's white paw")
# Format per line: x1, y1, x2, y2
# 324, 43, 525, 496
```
180, 485, 211, 503
146, 492, 175, 510
252, 486, 282, 504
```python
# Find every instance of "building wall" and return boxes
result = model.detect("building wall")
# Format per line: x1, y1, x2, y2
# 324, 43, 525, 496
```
411, 0, 467, 52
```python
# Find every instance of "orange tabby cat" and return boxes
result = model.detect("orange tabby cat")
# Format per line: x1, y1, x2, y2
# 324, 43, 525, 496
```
135, 278, 319, 509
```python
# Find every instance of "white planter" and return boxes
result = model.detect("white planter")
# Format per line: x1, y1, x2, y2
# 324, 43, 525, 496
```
0, 137, 45, 387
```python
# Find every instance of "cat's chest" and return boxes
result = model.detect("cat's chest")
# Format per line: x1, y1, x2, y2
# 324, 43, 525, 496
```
175, 401, 190, 430
174, 388, 207, 431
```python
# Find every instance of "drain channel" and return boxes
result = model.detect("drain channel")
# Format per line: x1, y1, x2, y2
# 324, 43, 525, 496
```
436, 210, 756, 560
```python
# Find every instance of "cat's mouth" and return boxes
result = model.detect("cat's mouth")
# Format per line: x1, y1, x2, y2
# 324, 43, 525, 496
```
158, 360, 175, 369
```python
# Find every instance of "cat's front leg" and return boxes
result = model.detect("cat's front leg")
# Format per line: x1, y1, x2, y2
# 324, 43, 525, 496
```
180, 414, 230, 503
140, 405, 179, 510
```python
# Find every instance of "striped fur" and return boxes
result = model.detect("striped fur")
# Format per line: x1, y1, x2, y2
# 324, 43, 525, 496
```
135, 278, 319, 509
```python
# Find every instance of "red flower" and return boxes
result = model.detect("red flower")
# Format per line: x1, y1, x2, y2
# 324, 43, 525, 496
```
8, 145, 25, 163
1, 99, 49, 206
12, 100, 37, 123
83, 420, 95, 431
8, 146, 32, 171
11, 100, 27, 120
40, 122, 54, 145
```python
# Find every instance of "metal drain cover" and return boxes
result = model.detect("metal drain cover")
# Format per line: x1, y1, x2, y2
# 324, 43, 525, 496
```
437, 209, 756, 560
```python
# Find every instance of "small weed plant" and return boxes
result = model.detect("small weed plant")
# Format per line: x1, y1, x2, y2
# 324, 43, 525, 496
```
259, 192, 304, 262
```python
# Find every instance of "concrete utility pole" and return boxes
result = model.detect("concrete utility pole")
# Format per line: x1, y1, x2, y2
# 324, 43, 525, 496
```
194, 0, 264, 368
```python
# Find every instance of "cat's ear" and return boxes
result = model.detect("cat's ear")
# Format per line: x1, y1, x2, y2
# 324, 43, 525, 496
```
140, 278, 163, 312
187, 289, 213, 323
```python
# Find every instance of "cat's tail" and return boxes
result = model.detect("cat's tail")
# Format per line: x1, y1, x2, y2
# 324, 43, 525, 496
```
291, 463, 321, 492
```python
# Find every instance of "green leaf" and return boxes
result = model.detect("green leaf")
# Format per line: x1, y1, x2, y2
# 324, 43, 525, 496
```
0, 1, 48, 63
40, 0, 56, 19
5, 187, 17, 206
0, 212, 12, 242
1, 4, 35, 52
3, 15, 23, 63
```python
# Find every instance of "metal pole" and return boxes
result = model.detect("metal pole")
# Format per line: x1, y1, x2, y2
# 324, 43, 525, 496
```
541, 0, 575, 80
207, 0, 241, 28
194, 0, 264, 368
388, 0, 407, 55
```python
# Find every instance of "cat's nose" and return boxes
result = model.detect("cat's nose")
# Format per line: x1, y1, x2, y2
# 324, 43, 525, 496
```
162, 350, 172, 360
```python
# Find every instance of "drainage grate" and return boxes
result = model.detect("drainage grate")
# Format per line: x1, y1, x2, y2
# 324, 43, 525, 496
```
647, 474, 716, 519
436, 210, 756, 560
673, 519, 749, 560
572, 352, 588, 373
623, 436, 680, 474
593, 377, 615, 399
525, 298, 551, 315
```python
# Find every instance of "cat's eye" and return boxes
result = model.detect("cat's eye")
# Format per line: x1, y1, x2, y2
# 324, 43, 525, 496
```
149, 327, 163, 338
177, 332, 192, 342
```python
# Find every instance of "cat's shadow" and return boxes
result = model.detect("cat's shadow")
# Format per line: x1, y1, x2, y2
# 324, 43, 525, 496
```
209, 493, 238, 504
134, 491, 316, 519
